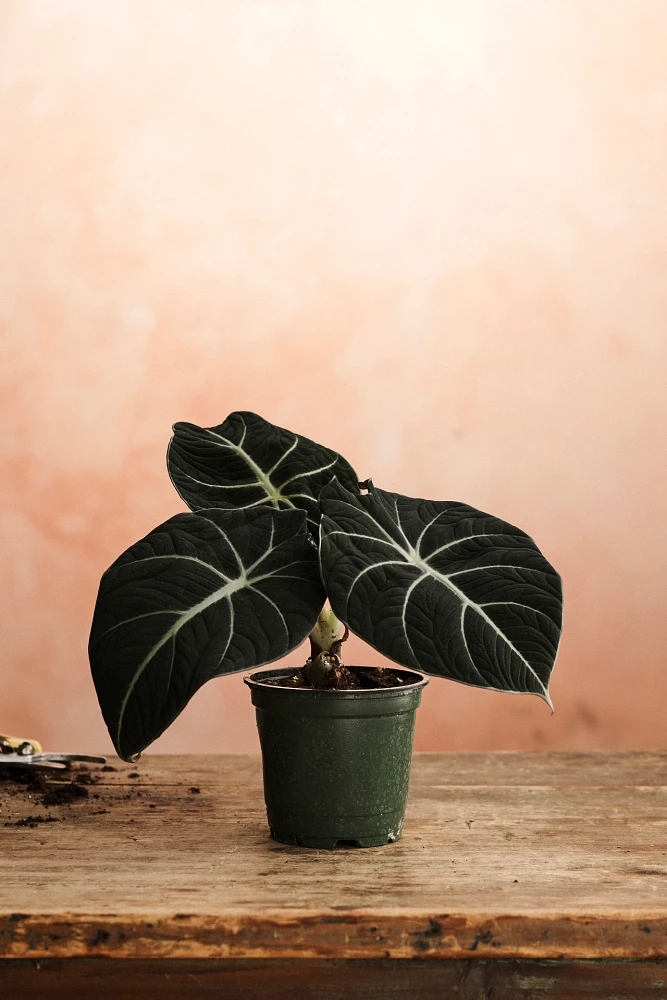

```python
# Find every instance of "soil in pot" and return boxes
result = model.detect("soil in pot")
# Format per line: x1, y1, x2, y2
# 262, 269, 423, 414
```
262, 665, 407, 690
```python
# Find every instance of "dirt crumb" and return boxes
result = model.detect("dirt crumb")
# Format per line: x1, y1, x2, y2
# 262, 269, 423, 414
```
0, 769, 47, 792
71, 771, 99, 785
4, 815, 62, 828
43, 782, 89, 806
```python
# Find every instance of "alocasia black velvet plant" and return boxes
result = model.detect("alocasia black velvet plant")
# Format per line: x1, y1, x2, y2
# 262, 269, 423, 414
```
89, 411, 563, 761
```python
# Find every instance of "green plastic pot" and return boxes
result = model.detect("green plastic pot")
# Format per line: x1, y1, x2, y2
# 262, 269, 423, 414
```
244, 666, 428, 849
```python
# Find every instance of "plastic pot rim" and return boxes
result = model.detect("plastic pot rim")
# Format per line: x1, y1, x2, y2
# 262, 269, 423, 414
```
244, 665, 429, 700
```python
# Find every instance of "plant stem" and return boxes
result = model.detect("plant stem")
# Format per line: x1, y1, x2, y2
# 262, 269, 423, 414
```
303, 605, 349, 688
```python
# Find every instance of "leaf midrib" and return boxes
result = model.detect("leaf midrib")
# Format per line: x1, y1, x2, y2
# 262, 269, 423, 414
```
114, 556, 307, 754
205, 428, 285, 507
325, 502, 553, 705
115, 574, 247, 752
199, 428, 341, 521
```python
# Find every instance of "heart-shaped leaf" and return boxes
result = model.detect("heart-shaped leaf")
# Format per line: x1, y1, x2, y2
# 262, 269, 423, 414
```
89, 507, 325, 760
319, 480, 562, 705
168, 411, 359, 532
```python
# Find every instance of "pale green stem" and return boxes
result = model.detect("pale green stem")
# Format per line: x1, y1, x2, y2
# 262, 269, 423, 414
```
303, 604, 348, 687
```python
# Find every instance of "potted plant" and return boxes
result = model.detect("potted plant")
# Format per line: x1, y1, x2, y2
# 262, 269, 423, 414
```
89, 411, 563, 848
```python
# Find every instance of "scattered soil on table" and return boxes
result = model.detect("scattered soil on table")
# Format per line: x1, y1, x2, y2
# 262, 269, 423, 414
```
0, 763, 112, 825
0, 767, 48, 792
0, 763, 197, 827
0, 766, 99, 791
42, 781, 89, 806
4, 814, 63, 828
73, 769, 99, 784
265, 665, 409, 690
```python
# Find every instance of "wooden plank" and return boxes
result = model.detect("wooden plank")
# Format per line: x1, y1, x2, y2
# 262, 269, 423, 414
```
1, 958, 666, 999
25, 749, 661, 787
410, 749, 667, 787
1, 753, 666, 960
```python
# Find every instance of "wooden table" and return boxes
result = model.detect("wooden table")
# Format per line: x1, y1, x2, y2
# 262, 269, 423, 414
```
1, 752, 666, 998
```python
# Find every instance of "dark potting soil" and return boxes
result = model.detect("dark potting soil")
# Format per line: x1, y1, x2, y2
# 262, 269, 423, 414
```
4, 814, 63, 828
0, 765, 95, 808
0, 764, 177, 830
265, 665, 407, 690
42, 781, 90, 806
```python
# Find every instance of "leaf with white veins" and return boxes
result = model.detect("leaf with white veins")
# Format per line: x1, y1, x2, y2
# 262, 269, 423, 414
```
89, 507, 325, 759
168, 411, 359, 532
319, 480, 562, 704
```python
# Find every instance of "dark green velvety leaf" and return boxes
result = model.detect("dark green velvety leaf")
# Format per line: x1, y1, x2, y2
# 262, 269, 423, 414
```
168, 411, 359, 532
319, 480, 563, 705
89, 507, 325, 760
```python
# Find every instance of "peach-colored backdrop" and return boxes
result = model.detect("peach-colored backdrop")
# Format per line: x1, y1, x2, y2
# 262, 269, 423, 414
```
2, 0, 666, 756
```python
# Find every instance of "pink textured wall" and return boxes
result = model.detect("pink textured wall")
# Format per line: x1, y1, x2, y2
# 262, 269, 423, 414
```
2, 1, 666, 756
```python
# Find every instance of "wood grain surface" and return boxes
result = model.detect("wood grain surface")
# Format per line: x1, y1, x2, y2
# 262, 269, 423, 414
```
1, 752, 666, 961
1, 958, 666, 1000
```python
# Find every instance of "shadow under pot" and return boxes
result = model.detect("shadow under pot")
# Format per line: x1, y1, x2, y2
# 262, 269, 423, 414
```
244, 666, 428, 849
